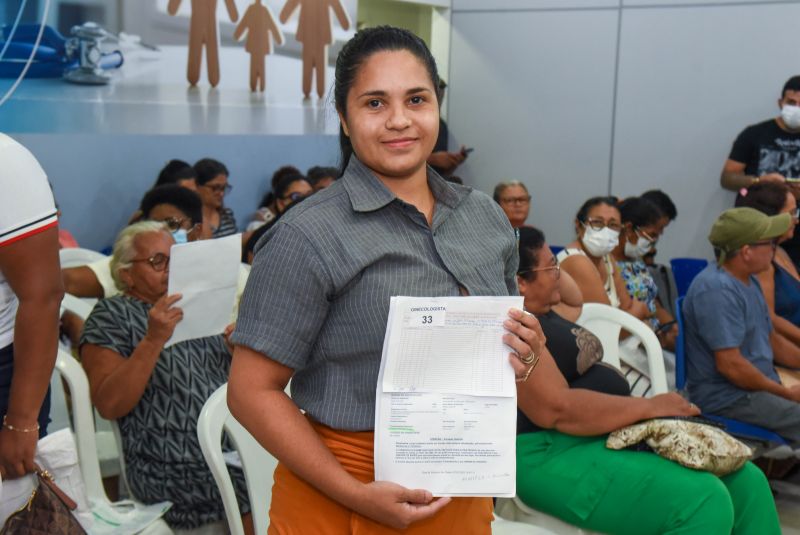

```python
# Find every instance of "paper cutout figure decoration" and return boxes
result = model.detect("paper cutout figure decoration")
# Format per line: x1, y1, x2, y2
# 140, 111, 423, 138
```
279, 0, 351, 99
168, 0, 240, 87
234, 0, 285, 92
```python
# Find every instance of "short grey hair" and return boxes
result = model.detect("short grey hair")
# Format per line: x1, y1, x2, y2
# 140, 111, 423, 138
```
493, 180, 529, 203
110, 221, 169, 291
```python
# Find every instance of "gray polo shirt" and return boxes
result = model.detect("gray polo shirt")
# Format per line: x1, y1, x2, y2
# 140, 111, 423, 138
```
232, 156, 518, 431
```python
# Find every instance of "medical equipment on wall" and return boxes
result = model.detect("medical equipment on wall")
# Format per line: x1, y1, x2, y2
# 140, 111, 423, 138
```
0, 22, 123, 84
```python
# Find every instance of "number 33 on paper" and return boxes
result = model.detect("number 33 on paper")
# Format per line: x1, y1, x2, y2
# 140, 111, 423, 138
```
413, 309, 445, 326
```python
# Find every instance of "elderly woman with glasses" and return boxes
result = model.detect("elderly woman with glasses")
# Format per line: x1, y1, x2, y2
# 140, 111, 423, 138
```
557, 196, 650, 322
195, 157, 238, 239
493, 180, 531, 229
514, 226, 780, 535
79, 221, 253, 533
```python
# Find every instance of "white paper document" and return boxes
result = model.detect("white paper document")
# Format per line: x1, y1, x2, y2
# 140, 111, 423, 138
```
166, 234, 241, 347
375, 296, 523, 497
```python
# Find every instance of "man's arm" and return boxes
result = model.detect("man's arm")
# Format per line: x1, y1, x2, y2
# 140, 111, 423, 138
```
720, 159, 785, 191
714, 346, 800, 401
0, 227, 63, 479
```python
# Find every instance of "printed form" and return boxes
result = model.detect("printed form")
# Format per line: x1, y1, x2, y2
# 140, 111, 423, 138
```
375, 296, 522, 497
166, 233, 241, 347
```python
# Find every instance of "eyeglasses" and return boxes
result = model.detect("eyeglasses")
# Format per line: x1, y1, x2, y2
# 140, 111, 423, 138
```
748, 239, 778, 251
636, 227, 660, 244
282, 191, 307, 203
201, 183, 233, 195
583, 218, 622, 232
158, 216, 189, 232
131, 252, 170, 272
518, 264, 560, 279
500, 195, 531, 206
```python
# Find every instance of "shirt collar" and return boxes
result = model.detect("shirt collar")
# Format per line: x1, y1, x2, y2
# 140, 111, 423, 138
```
342, 155, 468, 213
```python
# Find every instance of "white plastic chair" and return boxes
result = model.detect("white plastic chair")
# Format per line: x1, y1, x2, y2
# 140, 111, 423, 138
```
197, 384, 277, 535
54, 350, 173, 534
59, 247, 107, 268
58, 291, 120, 480
576, 303, 668, 395
59, 248, 106, 314
197, 384, 542, 535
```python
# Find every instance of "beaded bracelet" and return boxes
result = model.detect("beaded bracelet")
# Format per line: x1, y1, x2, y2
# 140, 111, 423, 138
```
2, 416, 39, 433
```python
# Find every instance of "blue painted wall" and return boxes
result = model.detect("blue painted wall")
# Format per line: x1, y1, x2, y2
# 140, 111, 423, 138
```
13, 133, 340, 250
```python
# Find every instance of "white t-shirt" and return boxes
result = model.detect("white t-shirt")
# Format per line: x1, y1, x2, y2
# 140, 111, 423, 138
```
0, 134, 58, 348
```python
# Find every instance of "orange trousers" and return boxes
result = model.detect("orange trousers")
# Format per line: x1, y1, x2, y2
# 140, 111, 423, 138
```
267, 420, 494, 534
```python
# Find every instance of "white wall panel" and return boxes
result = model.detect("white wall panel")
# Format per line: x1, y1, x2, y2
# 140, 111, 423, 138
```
453, 0, 617, 11
611, 2, 800, 260
624, 0, 787, 6
448, 9, 619, 247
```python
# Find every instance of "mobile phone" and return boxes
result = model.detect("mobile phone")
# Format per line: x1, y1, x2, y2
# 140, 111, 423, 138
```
462, 147, 475, 154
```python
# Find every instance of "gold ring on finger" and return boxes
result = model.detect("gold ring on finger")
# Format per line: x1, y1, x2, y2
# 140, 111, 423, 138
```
519, 350, 535, 365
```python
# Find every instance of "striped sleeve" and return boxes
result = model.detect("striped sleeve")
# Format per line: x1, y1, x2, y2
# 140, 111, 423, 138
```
0, 134, 58, 247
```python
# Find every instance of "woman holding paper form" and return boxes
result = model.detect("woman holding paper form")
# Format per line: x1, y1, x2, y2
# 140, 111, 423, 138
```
507, 227, 779, 534
80, 221, 254, 533
229, 26, 529, 533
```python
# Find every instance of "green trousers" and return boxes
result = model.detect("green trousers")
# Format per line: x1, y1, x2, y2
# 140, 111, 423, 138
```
516, 431, 780, 535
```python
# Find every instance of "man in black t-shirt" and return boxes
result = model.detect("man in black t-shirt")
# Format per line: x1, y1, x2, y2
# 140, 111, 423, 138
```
721, 75, 800, 265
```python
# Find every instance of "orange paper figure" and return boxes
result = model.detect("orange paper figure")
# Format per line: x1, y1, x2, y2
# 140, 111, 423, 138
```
234, 0, 285, 92
168, 0, 240, 87
279, 0, 351, 99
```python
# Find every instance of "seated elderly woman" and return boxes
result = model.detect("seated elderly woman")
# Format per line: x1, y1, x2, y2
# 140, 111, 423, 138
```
557, 196, 650, 322
79, 221, 252, 533
514, 226, 779, 534
493, 180, 531, 229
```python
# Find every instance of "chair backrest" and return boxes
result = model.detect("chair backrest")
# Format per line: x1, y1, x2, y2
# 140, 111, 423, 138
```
576, 303, 668, 395
669, 258, 708, 298
674, 296, 688, 391
197, 384, 277, 535
54, 349, 111, 506
59, 247, 107, 268
61, 293, 95, 320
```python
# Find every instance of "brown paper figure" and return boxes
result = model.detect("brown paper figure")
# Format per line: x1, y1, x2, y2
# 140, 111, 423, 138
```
168, 0, 240, 87
279, 0, 351, 99
234, 0, 285, 92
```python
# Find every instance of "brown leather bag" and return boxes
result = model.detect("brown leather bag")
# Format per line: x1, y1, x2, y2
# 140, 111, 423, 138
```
1, 466, 86, 535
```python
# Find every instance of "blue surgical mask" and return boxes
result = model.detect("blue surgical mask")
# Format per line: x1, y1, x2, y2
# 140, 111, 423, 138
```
171, 228, 188, 244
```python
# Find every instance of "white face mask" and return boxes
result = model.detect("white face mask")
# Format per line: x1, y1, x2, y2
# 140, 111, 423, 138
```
781, 104, 800, 130
171, 228, 189, 245
624, 232, 653, 259
581, 226, 619, 257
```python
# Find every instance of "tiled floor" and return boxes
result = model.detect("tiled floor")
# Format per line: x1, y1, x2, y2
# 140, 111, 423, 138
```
773, 481, 800, 533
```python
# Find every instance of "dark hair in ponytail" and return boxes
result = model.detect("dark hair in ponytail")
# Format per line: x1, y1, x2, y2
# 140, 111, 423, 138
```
334, 26, 440, 175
